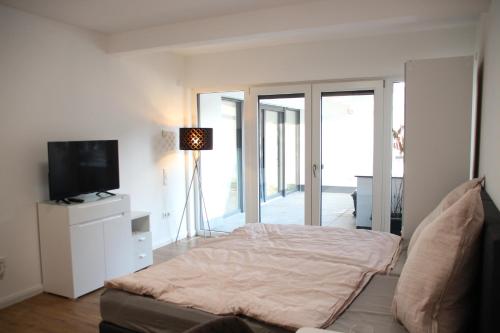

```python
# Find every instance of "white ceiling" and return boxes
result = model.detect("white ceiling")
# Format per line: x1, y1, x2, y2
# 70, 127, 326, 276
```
0, 0, 315, 33
0, 0, 491, 54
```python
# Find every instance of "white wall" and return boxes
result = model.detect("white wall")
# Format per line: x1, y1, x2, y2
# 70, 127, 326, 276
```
186, 26, 476, 88
479, 0, 500, 205
0, 5, 187, 307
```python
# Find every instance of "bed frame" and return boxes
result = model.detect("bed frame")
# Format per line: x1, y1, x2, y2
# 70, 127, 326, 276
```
100, 189, 500, 333
477, 190, 500, 332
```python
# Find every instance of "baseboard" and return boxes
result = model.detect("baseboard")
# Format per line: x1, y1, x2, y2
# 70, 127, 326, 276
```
0, 284, 43, 309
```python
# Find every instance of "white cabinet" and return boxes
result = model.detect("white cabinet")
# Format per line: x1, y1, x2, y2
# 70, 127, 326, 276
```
69, 220, 106, 297
103, 214, 133, 279
38, 194, 133, 298
131, 211, 153, 271
404, 57, 473, 239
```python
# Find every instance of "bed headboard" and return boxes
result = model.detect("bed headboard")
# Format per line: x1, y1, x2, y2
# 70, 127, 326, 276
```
479, 190, 500, 332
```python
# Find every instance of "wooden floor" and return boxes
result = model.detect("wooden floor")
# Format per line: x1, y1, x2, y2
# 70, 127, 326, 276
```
0, 237, 202, 333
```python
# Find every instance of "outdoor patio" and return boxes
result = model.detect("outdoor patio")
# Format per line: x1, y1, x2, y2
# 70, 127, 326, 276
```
203, 191, 357, 233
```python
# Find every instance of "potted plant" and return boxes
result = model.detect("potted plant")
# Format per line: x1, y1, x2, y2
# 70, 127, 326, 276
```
391, 180, 403, 235
392, 125, 404, 156
391, 125, 404, 235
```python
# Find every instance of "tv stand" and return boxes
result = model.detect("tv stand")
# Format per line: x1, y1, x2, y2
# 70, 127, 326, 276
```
38, 194, 133, 298
96, 191, 116, 197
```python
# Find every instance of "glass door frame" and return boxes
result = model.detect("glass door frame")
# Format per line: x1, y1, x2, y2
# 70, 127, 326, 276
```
247, 85, 312, 225
259, 101, 301, 202
220, 96, 244, 216
311, 81, 388, 231
191, 80, 394, 234
190, 87, 249, 237
260, 106, 283, 202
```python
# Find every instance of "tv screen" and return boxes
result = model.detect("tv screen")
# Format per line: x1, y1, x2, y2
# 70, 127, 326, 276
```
48, 140, 119, 200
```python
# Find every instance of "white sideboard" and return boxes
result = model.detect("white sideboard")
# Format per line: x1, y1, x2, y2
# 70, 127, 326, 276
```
38, 194, 134, 298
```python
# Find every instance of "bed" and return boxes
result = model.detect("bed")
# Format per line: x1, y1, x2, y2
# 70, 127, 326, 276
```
99, 190, 500, 333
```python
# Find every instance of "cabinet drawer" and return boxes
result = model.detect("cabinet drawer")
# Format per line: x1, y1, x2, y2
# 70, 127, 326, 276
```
68, 195, 130, 225
133, 232, 152, 255
134, 250, 153, 271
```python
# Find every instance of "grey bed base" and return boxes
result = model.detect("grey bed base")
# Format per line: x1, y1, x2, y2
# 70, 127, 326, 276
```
100, 321, 138, 333
100, 190, 500, 333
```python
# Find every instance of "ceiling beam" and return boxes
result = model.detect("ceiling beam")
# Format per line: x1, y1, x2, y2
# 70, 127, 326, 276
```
107, 0, 489, 54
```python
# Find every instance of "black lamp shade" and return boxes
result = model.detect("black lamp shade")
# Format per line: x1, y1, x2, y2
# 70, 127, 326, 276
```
179, 128, 213, 150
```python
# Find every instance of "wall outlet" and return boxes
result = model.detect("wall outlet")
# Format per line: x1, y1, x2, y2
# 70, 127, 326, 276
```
0, 257, 6, 280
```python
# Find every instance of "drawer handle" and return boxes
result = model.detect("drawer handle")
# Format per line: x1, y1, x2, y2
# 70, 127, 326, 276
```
138, 254, 146, 259
137, 237, 146, 242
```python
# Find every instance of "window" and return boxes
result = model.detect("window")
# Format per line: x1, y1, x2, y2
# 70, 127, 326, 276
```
258, 95, 305, 225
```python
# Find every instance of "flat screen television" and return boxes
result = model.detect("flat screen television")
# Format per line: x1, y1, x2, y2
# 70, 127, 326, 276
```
48, 140, 119, 201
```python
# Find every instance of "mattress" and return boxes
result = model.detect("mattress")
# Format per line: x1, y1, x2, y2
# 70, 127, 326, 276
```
101, 272, 407, 333
329, 275, 407, 333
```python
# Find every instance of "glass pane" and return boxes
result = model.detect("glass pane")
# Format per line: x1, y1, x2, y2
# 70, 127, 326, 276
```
198, 91, 244, 233
285, 110, 299, 192
321, 92, 374, 229
259, 96, 305, 225
391, 82, 405, 235
264, 111, 280, 199
221, 99, 240, 213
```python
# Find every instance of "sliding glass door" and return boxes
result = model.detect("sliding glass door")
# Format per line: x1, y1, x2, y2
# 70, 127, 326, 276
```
312, 81, 385, 230
319, 91, 374, 229
262, 108, 281, 200
194, 81, 393, 235
247, 81, 387, 230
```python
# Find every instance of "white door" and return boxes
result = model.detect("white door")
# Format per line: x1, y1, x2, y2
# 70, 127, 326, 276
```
103, 213, 133, 279
70, 220, 106, 297
247, 85, 312, 225
312, 81, 385, 230
248, 81, 387, 230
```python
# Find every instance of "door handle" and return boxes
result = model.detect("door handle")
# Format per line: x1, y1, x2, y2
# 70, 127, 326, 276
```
313, 164, 317, 178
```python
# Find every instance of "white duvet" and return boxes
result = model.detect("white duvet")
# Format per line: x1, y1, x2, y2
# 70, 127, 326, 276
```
106, 224, 401, 329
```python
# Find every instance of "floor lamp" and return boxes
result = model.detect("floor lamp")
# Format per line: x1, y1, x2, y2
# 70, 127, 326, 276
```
176, 127, 213, 242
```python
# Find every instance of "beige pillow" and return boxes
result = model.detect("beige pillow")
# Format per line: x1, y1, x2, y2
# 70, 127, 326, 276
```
408, 177, 483, 253
392, 186, 484, 333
